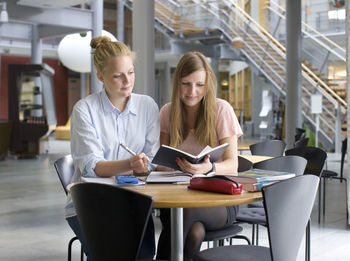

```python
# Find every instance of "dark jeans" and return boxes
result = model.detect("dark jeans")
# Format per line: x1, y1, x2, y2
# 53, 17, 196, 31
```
67, 215, 156, 260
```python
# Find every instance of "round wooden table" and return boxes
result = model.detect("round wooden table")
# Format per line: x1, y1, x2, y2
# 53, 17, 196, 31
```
239, 154, 272, 164
126, 184, 262, 261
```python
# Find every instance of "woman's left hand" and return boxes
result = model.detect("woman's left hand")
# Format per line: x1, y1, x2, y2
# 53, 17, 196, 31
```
176, 155, 213, 175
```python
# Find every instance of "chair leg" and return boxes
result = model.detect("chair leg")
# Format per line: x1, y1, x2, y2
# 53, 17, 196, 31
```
256, 224, 259, 245
251, 224, 255, 245
323, 177, 326, 216
305, 220, 310, 261
318, 181, 322, 224
80, 245, 84, 261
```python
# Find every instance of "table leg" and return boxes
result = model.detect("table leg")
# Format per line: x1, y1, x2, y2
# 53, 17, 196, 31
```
171, 208, 183, 261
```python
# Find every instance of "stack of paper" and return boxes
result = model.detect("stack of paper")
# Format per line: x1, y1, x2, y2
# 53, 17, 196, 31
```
228, 169, 295, 192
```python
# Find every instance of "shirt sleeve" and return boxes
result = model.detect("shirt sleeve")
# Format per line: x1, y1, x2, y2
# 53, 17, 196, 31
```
216, 99, 243, 141
70, 101, 105, 178
142, 97, 160, 171
160, 103, 171, 134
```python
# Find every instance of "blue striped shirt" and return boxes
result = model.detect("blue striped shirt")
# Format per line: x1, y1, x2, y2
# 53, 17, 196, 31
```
65, 89, 160, 217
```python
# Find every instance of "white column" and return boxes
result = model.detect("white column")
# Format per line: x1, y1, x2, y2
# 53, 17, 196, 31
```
285, 0, 302, 149
90, 0, 103, 94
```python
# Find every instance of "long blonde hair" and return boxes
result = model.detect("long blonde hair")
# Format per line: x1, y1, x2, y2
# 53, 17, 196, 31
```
90, 36, 134, 73
170, 52, 217, 148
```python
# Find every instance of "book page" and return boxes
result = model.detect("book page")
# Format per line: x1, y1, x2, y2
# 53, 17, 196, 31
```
146, 171, 192, 184
196, 143, 229, 159
161, 145, 196, 158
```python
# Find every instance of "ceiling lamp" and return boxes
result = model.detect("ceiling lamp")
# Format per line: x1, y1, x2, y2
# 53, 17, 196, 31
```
57, 30, 117, 73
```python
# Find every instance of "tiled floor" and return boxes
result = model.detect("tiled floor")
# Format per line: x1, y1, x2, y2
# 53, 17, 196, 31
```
0, 137, 349, 260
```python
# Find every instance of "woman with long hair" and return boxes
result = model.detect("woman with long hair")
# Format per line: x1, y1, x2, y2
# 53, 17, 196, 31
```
156, 52, 243, 260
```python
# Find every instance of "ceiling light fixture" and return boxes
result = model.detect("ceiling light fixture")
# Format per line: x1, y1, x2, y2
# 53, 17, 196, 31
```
0, 2, 9, 23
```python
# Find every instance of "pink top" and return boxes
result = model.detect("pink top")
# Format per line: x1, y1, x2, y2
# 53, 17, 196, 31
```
160, 98, 243, 156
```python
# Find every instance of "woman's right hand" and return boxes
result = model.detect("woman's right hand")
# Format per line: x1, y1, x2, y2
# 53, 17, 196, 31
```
129, 153, 148, 174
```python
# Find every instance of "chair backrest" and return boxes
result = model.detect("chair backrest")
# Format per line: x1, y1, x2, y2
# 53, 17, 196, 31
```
70, 183, 154, 261
253, 155, 307, 176
263, 175, 319, 261
53, 154, 74, 195
237, 155, 253, 172
249, 140, 286, 157
295, 128, 306, 141
294, 137, 309, 148
285, 147, 327, 177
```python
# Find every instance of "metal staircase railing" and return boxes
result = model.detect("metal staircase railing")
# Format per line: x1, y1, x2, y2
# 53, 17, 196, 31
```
124, 0, 346, 150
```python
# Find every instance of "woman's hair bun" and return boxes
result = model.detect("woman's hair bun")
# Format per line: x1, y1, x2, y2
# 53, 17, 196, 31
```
90, 36, 112, 49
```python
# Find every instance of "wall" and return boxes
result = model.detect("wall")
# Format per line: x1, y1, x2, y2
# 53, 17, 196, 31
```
0, 55, 69, 125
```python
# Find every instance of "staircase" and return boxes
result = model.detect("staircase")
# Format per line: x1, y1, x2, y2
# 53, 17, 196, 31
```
125, 0, 346, 151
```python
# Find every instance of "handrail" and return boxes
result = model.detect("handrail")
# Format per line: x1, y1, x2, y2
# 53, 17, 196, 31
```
221, 0, 346, 109
265, 5, 346, 62
267, 0, 346, 56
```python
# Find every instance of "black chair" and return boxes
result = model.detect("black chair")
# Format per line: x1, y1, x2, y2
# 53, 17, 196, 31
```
285, 146, 327, 222
70, 182, 155, 261
236, 156, 307, 245
193, 175, 319, 261
295, 127, 306, 141
249, 140, 286, 157
53, 155, 84, 261
321, 138, 348, 218
237, 155, 253, 172
285, 146, 327, 261
294, 137, 309, 148
202, 155, 253, 247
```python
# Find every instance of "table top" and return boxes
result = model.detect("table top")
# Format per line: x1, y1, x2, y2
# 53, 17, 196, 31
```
239, 155, 272, 164
124, 183, 262, 208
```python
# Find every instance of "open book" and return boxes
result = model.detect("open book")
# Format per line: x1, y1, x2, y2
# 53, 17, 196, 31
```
151, 143, 229, 170
146, 171, 217, 184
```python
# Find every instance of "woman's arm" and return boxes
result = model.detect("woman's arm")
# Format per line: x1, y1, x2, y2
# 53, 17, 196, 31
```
176, 136, 238, 175
94, 154, 148, 177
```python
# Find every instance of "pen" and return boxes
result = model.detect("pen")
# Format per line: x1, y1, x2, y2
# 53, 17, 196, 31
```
120, 143, 137, 156
120, 143, 154, 171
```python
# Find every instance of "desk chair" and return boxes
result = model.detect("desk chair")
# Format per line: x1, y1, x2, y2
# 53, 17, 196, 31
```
70, 182, 156, 261
193, 175, 319, 261
285, 146, 327, 261
236, 156, 307, 245
53, 155, 84, 261
295, 127, 306, 141
294, 137, 309, 148
249, 140, 286, 157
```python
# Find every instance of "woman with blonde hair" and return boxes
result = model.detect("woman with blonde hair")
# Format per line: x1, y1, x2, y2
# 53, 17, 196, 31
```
64, 36, 159, 260
156, 52, 243, 260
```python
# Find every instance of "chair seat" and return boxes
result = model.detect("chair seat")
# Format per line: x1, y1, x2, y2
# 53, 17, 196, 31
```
204, 224, 243, 241
193, 245, 271, 261
236, 207, 266, 224
247, 201, 263, 208
322, 170, 338, 178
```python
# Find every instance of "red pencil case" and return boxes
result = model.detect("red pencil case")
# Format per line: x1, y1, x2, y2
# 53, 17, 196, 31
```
189, 176, 242, 195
